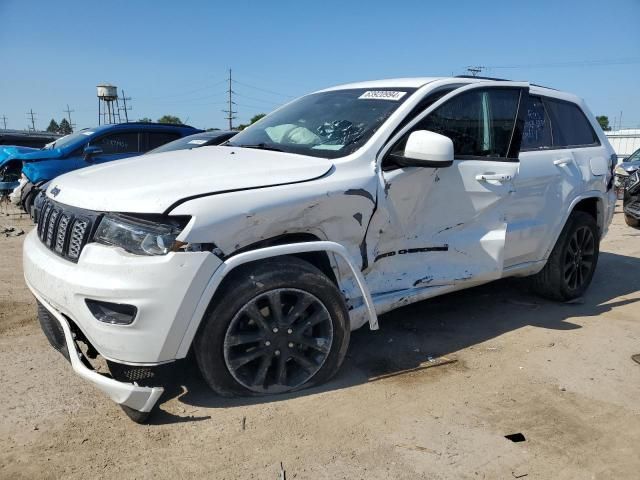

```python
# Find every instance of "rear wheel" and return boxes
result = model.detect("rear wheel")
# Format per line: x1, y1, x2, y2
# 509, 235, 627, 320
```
531, 211, 599, 301
625, 214, 640, 228
194, 256, 350, 397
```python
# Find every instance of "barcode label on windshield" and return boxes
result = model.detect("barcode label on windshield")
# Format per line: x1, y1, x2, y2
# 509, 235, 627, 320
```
359, 91, 407, 101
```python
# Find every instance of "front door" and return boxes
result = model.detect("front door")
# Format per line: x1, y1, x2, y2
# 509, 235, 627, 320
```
89, 131, 142, 164
365, 83, 527, 295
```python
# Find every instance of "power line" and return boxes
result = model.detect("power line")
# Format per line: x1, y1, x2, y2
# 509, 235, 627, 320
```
222, 69, 237, 130
466, 66, 485, 76
231, 79, 295, 98
137, 79, 228, 101
26, 109, 36, 131
63, 104, 76, 132
233, 91, 283, 106
486, 57, 640, 70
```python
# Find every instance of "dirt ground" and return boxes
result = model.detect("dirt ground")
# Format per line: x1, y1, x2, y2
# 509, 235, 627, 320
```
1, 201, 639, 480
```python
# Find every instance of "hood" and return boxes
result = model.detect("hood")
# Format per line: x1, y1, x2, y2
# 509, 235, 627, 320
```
0, 145, 39, 167
47, 146, 333, 213
619, 160, 640, 173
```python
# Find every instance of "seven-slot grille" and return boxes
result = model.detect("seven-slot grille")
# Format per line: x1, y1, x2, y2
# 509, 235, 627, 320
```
37, 198, 96, 262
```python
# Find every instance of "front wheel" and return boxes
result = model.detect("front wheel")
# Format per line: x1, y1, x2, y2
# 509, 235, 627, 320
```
625, 214, 640, 228
194, 256, 350, 397
530, 211, 599, 301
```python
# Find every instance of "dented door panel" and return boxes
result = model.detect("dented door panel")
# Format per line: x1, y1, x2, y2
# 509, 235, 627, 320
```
365, 159, 518, 295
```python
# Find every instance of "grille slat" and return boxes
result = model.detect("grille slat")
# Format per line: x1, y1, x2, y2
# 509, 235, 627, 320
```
68, 220, 88, 260
35, 199, 95, 262
54, 214, 71, 253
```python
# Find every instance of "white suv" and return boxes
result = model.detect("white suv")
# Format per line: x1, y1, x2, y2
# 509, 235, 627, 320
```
24, 77, 617, 422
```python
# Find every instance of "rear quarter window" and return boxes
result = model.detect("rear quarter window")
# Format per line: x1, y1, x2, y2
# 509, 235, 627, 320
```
147, 132, 181, 150
543, 98, 599, 148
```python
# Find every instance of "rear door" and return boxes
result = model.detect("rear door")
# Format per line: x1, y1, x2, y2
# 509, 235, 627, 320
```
366, 82, 528, 294
505, 96, 601, 267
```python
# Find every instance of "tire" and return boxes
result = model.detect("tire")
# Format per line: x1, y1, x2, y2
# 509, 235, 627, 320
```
120, 405, 151, 424
625, 214, 640, 228
20, 182, 37, 214
22, 190, 36, 216
531, 211, 599, 301
194, 256, 350, 397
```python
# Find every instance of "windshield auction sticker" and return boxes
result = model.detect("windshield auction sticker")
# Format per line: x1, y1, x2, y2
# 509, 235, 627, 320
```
359, 91, 407, 101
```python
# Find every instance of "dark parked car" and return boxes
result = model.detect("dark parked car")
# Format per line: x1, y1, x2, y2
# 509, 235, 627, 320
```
146, 130, 236, 154
623, 169, 640, 227
614, 147, 640, 199
0, 130, 61, 148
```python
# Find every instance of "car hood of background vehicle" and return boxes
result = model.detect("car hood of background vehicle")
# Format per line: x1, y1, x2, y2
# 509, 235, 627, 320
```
619, 160, 640, 173
0, 146, 41, 168
47, 146, 334, 213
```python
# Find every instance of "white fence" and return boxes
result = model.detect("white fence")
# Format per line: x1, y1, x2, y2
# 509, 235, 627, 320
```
605, 129, 640, 162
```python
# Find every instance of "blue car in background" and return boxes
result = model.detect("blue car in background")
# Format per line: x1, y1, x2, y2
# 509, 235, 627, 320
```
0, 145, 39, 193
2, 122, 201, 212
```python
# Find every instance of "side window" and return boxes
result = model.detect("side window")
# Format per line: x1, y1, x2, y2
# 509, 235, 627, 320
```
522, 96, 552, 150
387, 86, 460, 140
391, 88, 521, 161
147, 132, 181, 150
543, 98, 599, 148
92, 132, 140, 154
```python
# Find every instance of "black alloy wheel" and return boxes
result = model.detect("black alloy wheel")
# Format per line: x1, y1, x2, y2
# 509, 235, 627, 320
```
563, 226, 596, 291
223, 288, 334, 394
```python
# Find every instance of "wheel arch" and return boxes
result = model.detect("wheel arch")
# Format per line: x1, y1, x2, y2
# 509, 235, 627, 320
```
230, 233, 339, 286
175, 240, 378, 359
542, 192, 606, 262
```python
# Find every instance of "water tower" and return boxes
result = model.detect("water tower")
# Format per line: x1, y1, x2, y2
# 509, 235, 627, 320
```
97, 83, 122, 125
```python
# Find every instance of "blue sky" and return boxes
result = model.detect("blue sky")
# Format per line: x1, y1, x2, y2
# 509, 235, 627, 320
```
1, 0, 639, 131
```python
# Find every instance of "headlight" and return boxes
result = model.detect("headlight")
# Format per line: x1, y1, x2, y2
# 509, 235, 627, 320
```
628, 171, 640, 193
94, 214, 188, 256
615, 166, 630, 177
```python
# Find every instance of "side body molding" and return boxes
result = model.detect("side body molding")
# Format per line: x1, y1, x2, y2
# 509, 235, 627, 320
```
175, 241, 379, 358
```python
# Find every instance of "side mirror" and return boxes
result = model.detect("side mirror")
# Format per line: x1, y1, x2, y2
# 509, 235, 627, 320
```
83, 145, 103, 161
394, 130, 454, 168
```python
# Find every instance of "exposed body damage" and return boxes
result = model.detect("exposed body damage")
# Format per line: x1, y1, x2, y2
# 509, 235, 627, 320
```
23, 76, 617, 419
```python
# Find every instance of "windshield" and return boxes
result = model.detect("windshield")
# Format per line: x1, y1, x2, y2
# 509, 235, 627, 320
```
627, 148, 640, 163
43, 130, 92, 150
227, 88, 416, 159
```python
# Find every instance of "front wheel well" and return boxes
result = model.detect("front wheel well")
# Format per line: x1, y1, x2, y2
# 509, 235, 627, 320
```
229, 233, 338, 286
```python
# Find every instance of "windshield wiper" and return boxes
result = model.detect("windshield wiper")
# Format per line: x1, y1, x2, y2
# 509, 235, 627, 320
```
230, 143, 284, 152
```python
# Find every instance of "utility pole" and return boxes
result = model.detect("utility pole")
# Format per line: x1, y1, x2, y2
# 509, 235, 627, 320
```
0, 115, 7, 130
222, 68, 237, 130
26, 109, 36, 131
63, 104, 75, 132
466, 66, 485, 77
119, 90, 132, 123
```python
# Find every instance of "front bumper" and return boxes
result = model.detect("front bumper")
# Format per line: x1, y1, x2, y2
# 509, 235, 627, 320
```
30, 288, 163, 414
23, 229, 222, 364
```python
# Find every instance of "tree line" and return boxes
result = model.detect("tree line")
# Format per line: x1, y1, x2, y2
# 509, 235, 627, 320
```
46, 118, 73, 135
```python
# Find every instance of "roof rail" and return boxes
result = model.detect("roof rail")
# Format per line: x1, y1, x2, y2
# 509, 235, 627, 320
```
455, 75, 511, 81
119, 122, 198, 128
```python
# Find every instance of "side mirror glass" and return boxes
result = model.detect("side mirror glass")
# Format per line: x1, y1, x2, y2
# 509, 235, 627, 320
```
83, 145, 103, 160
393, 130, 454, 168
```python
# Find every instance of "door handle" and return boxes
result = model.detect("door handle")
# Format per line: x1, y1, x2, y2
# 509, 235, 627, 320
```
553, 157, 573, 166
476, 173, 512, 182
